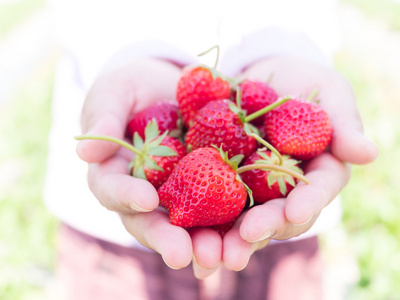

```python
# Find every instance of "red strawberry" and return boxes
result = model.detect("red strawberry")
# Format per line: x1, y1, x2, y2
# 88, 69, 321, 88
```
127, 102, 182, 139
75, 121, 186, 190
211, 217, 238, 237
176, 66, 231, 128
185, 99, 258, 159
233, 80, 278, 125
240, 150, 304, 204
158, 147, 247, 228
264, 97, 332, 160
136, 134, 187, 189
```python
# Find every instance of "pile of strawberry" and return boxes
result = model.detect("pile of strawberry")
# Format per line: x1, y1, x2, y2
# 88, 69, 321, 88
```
76, 63, 332, 234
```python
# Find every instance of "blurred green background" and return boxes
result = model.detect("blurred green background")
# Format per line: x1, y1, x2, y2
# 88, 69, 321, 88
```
0, 0, 399, 299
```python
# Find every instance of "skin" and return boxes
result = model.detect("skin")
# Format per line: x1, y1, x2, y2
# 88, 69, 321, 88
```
76, 56, 379, 279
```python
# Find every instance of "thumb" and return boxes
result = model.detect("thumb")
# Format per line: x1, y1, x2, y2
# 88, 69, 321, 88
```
318, 77, 379, 165
76, 69, 135, 163
75, 58, 182, 163
76, 114, 128, 163
330, 121, 379, 165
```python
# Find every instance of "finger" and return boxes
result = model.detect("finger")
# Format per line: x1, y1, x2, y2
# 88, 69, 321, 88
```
242, 56, 379, 165
284, 152, 350, 224
239, 199, 319, 242
222, 226, 255, 271
240, 199, 286, 242
331, 125, 379, 165
190, 228, 222, 279
77, 59, 182, 163
222, 220, 270, 271
317, 76, 379, 165
120, 210, 193, 269
77, 69, 136, 163
192, 258, 218, 280
273, 213, 319, 240
87, 153, 159, 213
76, 114, 129, 163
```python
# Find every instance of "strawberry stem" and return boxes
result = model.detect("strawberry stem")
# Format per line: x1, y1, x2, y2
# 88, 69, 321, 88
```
306, 89, 319, 102
74, 135, 142, 156
244, 96, 291, 123
237, 163, 310, 185
235, 86, 242, 110
249, 133, 283, 166
198, 45, 220, 69
266, 72, 274, 84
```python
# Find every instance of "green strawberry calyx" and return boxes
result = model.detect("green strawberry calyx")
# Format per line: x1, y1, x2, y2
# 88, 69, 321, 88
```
236, 155, 309, 197
131, 120, 178, 179
256, 151, 305, 196
74, 120, 177, 181
212, 145, 254, 206
213, 144, 244, 171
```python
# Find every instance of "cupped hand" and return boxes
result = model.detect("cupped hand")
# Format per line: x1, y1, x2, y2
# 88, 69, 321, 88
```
75, 58, 224, 271
221, 55, 379, 271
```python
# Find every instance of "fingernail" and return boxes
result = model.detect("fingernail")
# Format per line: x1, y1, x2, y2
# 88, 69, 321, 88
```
251, 230, 274, 242
129, 202, 152, 212
364, 138, 379, 160
293, 215, 314, 226
354, 131, 379, 161
192, 255, 207, 271
193, 256, 220, 279
162, 257, 180, 270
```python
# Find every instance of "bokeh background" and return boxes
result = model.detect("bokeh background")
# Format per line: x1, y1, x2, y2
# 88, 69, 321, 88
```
0, 0, 399, 299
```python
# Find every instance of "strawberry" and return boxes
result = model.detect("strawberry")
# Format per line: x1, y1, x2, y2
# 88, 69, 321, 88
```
75, 121, 186, 190
263, 97, 332, 160
176, 65, 231, 128
158, 147, 248, 228
127, 102, 182, 139
240, 150, 304, 204
233, 80, 278, 125
211, 216, 238, 237
184, 99, 258, 159
135, 134, 187, 189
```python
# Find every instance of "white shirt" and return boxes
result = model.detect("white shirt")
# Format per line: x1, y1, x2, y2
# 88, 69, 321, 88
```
44, 0, 342, 248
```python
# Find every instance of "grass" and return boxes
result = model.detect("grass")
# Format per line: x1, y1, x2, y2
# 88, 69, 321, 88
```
333, 34, 400, 300
0, 54, 58, 300
0, 0, 46, 38
0, 1, 399, 299
342, 0, 400, 31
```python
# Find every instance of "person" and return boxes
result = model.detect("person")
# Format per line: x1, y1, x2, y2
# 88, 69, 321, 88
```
43, 0, 379, 299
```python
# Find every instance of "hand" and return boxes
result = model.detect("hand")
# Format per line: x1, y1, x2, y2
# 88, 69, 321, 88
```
221, 55, 379, 271
75, 58, 199, 269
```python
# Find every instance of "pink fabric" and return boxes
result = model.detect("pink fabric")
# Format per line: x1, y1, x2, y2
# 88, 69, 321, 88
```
55, 223, 323, 300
